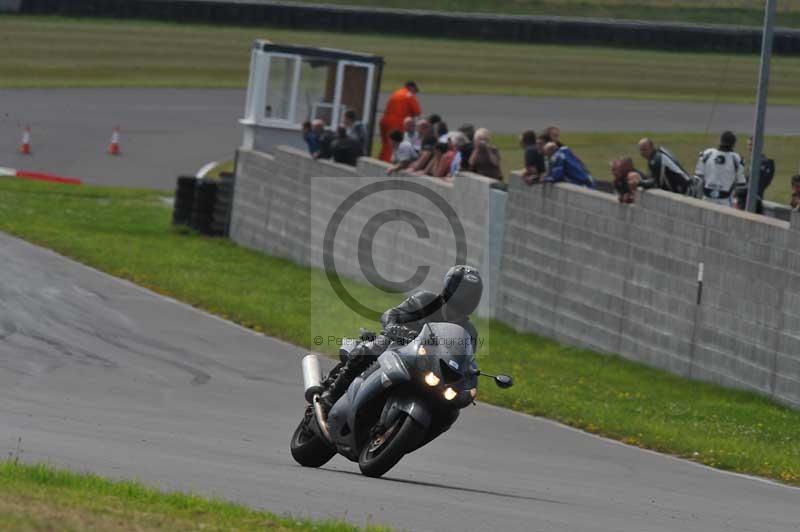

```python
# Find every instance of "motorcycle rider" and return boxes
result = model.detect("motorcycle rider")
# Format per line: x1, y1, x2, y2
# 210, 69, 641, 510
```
694, 131, 746, 206
637, 137, 692, 194
319, 265, 482, 412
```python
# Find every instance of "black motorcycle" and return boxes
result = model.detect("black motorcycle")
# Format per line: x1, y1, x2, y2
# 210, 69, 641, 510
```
290, 322, 513, 478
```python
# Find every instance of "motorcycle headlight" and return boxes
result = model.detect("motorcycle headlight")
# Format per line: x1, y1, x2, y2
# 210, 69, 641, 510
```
444, 387, 457, 401
424, 372, 440, 387
417, 345, 427, 356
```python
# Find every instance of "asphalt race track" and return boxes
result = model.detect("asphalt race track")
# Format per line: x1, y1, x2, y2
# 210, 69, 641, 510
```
0, 233, 798, 532
3, 88, 800, 188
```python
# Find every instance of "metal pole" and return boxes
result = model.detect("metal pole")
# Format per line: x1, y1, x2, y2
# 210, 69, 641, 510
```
746, 0, 777, 213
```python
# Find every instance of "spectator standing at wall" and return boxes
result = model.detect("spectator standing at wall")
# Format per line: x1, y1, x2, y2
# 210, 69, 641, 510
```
434, 121, 449, 143
733, 136, 776, 213
402, 116, 420, 152
302, 121, 319, 157
315, 120, 335, 160
331, 126, 363, 166
791, 175, 800, 210
343, 110, 368, 155
543, 125, 563, 147
537, 133, 551, 174
448, 132, 469, 177
637, 138, 692, 194
379, 81, 421, 162
543, 142, 595, 188
423, 141, 448, 177
694, 131, 745, 206
304, 119, 334, 159
386, 129, 417, 175
458, 124, 476, 170
519, 130, 546, 185
409, 120, 435, 173
611, 157, 646, 203
468, 128, 502, 181
427, 136, 456, 179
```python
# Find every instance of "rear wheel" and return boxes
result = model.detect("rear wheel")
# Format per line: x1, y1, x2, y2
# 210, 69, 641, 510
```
358, 413, 425, 478
290, 410, 336, 468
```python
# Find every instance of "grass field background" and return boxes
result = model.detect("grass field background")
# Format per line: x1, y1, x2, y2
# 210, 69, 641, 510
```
5, 15, 800, 104
289, 0, 800, 28
0, 177, 797, 486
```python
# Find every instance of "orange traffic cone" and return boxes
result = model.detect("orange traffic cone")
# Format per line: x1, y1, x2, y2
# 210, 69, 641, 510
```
108, 126, 121, 156
19, 126, 31, 155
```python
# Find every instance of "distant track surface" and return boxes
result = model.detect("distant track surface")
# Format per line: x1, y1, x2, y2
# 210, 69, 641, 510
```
1, 232, 798, 532
3, 89, 800, 188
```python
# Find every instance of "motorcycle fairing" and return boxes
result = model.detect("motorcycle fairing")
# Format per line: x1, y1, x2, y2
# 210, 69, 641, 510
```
379, 395, 433, 430
326, 349, 412, 461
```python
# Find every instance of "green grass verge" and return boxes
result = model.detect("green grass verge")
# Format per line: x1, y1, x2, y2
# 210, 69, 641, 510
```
0, 177, 798, 486
6, 14, 800, 103
0, 461, 387, 531
288, 0, 800, 28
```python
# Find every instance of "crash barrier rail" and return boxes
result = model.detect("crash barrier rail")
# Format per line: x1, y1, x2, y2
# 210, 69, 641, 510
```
231, 146, 800, 409
8, 0, 800, 54
172, 172, 235, 236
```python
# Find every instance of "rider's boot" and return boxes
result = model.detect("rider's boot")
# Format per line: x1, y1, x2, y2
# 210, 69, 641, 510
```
318, 369, 351, 413
319, 339, 385, 413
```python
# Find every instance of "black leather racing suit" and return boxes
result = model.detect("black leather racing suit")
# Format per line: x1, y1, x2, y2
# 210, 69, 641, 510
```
323, 290, 479, 404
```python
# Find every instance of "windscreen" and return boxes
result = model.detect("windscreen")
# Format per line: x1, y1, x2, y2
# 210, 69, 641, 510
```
416, 322, 475, 359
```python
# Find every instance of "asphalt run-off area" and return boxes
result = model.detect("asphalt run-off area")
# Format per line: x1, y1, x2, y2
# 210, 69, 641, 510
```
3, 88, 800, 188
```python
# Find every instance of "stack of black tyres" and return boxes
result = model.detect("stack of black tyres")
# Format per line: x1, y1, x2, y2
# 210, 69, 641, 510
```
190, 179, 218, 235
171, 173, 235, 236
172, 176, 196, 226
211, 172, 235, 237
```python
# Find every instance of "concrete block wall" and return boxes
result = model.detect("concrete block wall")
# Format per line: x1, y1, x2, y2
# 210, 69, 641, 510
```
763, 200, 793, 222
231, 146, 498, 317
498, 174, 800, 408
232, 147, 800, 408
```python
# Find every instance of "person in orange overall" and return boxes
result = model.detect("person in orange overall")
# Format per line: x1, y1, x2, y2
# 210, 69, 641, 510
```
379, 81, 421, 162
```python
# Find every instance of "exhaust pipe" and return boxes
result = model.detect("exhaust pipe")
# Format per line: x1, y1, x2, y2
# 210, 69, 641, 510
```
302, 354, 324, 403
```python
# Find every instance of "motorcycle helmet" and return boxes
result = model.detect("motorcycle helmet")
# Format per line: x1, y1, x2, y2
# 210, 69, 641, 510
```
441, 265, 483, 318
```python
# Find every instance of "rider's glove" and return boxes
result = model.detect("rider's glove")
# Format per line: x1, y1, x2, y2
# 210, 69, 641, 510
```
359, 328, 377, 342
383, 324, 417, 344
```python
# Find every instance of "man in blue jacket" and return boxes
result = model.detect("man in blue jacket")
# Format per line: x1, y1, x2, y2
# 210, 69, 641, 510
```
543, 142, 595, 188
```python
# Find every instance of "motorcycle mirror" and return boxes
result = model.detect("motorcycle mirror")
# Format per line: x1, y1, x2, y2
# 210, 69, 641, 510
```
494, 375, 514, 389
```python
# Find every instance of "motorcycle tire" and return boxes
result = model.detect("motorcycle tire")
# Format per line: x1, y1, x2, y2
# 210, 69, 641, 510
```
358, 413, 425, 478
290, 411, 336, 468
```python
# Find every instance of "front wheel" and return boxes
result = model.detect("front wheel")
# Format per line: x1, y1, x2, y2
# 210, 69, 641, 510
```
358, 413, 425, 478
290, 410, 336, 468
